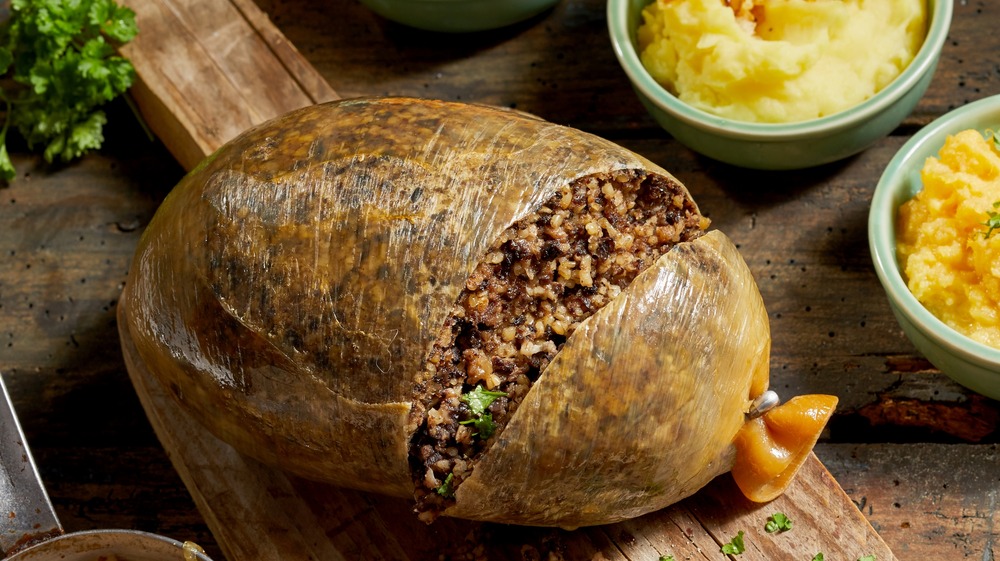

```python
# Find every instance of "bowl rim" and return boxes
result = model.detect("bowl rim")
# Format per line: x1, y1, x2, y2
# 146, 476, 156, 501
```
869, 93, 1000, 370
606, 0, 953, 141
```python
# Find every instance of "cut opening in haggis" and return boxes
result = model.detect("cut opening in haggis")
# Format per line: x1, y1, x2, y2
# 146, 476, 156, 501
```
407, 169, 707, 521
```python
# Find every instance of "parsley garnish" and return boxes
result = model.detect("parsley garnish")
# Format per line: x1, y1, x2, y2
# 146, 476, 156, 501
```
764, 512, 793, 533
658, 556, 675, 561
435, 473, 454, 497
857, 556, 876, 561
462, 385, 507, 416
982, 201, 1000, 239
460, 412, 498, 439
0, 0, 139, 180
460, 385, 507, 439
811, 554, 824, 561
720, 530, 745, 555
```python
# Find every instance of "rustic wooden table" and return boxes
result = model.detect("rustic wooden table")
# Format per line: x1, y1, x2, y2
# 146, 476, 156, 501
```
1, 0, 997, 560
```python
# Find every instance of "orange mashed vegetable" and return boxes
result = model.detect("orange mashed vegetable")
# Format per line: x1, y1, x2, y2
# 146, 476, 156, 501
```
897, 129, 1000, 348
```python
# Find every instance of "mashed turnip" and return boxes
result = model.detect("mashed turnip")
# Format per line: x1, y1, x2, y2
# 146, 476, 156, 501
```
897, 129, 1000, 349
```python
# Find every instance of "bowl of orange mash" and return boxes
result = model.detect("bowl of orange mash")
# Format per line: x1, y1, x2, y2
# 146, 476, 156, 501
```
870, 94, 1000, 400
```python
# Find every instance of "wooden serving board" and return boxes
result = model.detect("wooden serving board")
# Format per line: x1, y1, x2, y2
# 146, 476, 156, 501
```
118, 0, 338, 171
114, 1, 899, 559
118, 309, 894, 561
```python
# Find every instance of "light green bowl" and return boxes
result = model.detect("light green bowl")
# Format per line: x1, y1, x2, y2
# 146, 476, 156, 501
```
869, 94, 1000, 401
357, 0, 560, 32
607, 0, 952, 170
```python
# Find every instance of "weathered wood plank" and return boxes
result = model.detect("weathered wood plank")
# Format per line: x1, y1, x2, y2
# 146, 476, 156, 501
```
118, 0, 338, 171
0, 145, 214, 550
818, 443, 1000, 561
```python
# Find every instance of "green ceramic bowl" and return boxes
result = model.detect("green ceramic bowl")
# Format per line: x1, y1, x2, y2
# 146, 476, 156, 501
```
358, 0, 560, 32
870, 95, 1000, 401
607, 0, 952, 170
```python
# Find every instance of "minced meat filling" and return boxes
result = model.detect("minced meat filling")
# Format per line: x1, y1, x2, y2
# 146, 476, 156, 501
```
408, 169, 706, 521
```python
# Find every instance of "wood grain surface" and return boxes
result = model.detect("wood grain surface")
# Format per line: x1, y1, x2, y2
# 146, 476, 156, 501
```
118, 0, 337, 170
0, 0, 998, 560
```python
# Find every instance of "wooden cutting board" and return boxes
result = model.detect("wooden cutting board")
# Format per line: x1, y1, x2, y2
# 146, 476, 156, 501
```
115, 1, 898, 559
118, 0, 338, 171
118, 311, 894, 561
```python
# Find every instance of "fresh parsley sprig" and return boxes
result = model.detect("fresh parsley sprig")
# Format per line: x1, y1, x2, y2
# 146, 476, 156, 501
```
462, 384, 507, 416
0, 0, 138, 181
460, 385, 507, 439
432, 386, 508, 497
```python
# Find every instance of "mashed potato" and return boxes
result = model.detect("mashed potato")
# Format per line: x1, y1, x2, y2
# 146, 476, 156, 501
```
637, 0, 926, 123
897, 129, 1000, 349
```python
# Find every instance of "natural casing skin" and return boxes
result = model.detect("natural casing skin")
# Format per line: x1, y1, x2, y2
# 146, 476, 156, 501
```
119, 97, 834, 528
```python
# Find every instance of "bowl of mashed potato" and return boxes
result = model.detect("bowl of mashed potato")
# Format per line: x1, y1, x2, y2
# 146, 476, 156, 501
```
870, 94, 1000, 401
607, 0, 952, 169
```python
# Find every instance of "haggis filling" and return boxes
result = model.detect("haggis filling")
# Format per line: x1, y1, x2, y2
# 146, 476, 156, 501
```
408, 169, 706, 521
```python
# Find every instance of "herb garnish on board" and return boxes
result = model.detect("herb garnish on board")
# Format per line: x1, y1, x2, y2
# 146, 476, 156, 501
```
720, 530, 746, 555
764, 512, 793, 533
0, 0, 138, 180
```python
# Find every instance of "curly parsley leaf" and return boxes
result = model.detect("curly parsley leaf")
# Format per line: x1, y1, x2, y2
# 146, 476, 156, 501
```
0, 0, 138, 180
857, 556, 876, 561
89, 0, 138, 42
461, 385, 507, 417
658, 556, 675, 561
811, 554, 824, 561
720, 530, 745, 555
460, 386, 507, 441
764, 512, 793, 533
